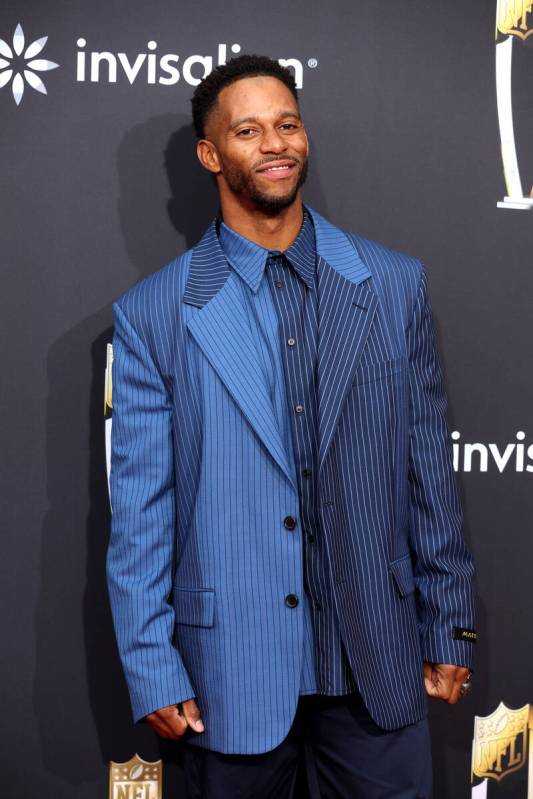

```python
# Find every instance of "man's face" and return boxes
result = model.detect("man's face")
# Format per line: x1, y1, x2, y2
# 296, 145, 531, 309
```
201, 75, 309, 214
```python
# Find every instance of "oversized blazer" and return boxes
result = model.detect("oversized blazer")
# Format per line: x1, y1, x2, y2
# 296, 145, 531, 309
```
106, 204, 475, 755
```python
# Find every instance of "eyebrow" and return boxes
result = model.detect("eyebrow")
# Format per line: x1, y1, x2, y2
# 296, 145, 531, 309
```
228, 110, 301, 131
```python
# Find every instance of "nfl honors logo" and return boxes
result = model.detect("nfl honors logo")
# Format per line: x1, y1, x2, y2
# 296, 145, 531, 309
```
109, 753, 162, 799
471, 702, 533, 797
495, 1, 533, 209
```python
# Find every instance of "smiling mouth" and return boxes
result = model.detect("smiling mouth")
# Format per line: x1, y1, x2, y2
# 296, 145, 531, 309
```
256, 161, 298, 179
260, 164, 292, 172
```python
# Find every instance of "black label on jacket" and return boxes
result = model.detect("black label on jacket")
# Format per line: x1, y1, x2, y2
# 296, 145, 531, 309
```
452, 626, 477, 643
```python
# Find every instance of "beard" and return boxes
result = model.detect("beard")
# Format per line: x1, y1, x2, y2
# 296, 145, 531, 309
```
222, 156, 309, 215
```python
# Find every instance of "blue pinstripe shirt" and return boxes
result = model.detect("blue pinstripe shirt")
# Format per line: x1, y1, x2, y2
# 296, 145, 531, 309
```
217, 206, 357, 696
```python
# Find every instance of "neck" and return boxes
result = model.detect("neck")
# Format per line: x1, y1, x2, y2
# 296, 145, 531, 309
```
218, 192, 304, 251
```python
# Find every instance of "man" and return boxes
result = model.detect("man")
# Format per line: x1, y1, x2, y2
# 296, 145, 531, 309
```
106, 54, 476, 798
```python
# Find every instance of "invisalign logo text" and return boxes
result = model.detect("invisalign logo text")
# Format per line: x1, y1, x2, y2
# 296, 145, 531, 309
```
76, 40, 306, 88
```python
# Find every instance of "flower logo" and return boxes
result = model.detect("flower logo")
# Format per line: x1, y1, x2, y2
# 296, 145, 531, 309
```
0, 23, 59, 106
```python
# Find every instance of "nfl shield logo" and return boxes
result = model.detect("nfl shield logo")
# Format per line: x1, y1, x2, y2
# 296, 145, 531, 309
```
108, 753, 162, 799
472, 702, 531, 783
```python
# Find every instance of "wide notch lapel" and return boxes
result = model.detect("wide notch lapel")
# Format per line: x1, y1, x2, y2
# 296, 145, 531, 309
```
183, 221, 296, 490
306, 206, 379, 473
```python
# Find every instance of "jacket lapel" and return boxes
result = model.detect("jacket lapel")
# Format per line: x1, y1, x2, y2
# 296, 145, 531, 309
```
184, 220, 296, 490
183, 207, 379, 485
309, 207, 378, 472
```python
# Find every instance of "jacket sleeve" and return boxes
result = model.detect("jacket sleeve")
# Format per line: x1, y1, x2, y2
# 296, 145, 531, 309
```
106, 300, 196, 723
406, 264, 476, 669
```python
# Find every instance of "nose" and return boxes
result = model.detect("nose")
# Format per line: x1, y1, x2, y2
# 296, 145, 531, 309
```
259, 126, 288, 154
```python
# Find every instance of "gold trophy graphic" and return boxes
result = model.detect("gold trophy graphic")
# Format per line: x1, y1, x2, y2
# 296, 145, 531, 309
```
495, 1, 533, 209
471, 702, 533, 797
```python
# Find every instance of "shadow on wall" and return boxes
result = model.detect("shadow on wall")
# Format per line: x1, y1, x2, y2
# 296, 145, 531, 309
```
32, 111, 327, 796
33, 317, 142, 794
116, 113, 219, 280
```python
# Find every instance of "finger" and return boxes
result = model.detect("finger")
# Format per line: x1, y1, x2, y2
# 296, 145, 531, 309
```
146, 719, 185, 739
147, 718, 181, 739
424, 674, 439, 697
145, 716, 174, 738
449, 667, 471, 705
443, 666, 469, 705
423, 664, 441, 698
423, 663, 454, 701
447, 677, 463, 704
164, 704, 192, 737
146, 705, 189, 738
435, 671, 454, 701
181, 698, 205, 732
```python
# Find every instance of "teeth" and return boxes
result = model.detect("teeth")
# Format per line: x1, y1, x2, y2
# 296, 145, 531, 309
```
266, 165, 290, 171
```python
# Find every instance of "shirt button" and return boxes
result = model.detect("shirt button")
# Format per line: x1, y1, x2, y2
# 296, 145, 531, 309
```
274, 280, 284, 288
313, 599, 322, 611
285, 594, 299, 608
287, 338, 296, 347
284, 515, 297, 530
295, 404, 304, 414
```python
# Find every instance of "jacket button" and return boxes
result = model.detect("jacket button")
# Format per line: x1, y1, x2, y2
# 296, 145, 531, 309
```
284, 515, 297, 530
313, 599, 322, 610
285, 594, 299, 608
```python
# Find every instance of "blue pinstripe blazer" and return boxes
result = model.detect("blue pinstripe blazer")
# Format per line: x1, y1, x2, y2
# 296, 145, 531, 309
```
106, 205, 475, 755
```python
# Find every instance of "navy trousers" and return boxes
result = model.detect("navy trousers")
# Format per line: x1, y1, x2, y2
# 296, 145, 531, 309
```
182, 691, 433, 798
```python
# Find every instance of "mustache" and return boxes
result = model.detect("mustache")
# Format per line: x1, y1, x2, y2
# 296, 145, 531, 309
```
253, 156, 300, 170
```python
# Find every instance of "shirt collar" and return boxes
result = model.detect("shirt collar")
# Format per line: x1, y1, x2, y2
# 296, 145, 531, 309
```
217, 205, 316, 293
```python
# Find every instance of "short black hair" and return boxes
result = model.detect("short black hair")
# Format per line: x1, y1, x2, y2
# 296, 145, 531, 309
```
190, 54, 299, 139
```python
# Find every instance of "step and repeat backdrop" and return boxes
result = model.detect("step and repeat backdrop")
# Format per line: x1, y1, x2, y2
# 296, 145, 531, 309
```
2, 0, 532, 796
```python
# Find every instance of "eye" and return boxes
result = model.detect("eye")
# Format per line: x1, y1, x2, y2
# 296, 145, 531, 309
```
236, 128, 256, 136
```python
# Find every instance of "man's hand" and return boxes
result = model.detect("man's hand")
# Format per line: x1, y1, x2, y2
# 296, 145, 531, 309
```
423, 662, 471, 704
145, 699, 205, 739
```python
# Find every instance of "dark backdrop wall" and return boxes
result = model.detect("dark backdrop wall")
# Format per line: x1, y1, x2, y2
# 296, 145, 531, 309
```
2, 1, 532, 796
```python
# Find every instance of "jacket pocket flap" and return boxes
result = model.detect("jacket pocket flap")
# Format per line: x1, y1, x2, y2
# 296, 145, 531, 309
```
389, 554, 416, 597
173, 586, 215, 627
353, 355, 406, 387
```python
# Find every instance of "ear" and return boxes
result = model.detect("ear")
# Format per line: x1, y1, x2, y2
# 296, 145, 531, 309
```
197, 139, 221, 174
302, 125, 310, 158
